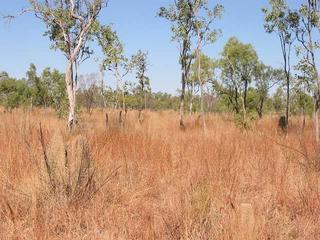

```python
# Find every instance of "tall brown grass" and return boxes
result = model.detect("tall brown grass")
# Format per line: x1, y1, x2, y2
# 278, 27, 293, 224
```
0, 108, 320, 239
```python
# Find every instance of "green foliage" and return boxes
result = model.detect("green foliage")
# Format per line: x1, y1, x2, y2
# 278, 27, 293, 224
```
0, 77, 31, 111
194, 2, 224, 44
27, 64, 46, 107
158, 0, 197, 112
150, 92, 180, 110
212, 94, 232, 113
290, 1, 320, 100
263, 0, 296, 125
218, 37, 259, 114
220, 37, 258, 80
131, 50, 151, 108
262, 0, 295, 42
233, 111, 257, 129
253, 64, 284, 117
189, 54, 215, 87
96, 24, 139, 111
96, 24, 126, 72
0, 66, 67, 116
272, 87, 286, 113
158, 0, 194, 44
291, 88, 314, 116
45, 69, 68, 117
29, 0, 105, 60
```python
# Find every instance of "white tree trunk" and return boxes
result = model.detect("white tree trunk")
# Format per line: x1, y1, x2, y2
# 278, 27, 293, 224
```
66, 60, 76, 129
189, 84, 194, 116
179, 100, 185, 127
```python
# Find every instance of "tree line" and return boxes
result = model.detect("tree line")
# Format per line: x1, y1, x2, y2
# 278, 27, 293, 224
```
0, 56, 313, 121
1, 0, 320, 137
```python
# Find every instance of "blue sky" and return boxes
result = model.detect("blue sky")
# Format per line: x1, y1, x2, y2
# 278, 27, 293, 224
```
0, 0, 300, 94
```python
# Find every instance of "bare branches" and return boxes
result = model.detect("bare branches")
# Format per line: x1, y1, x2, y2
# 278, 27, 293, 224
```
2, 7, 33, 23
70, 0, 85, 23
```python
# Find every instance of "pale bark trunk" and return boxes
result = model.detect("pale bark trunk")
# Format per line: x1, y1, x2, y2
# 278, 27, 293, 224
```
241, 96, 247, 126
115, 69, 125, 111
66, 60, 76, 129
189, 84, 194, 116
180, 71, 186, 128
179, 100, 185, 127
115, 79, 120, 109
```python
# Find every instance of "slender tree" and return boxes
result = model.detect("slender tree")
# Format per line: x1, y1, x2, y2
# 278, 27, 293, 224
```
96, 25, 134, 112
263, 0, 296, 130
26, 63, 42, 108
132, 50, 151, 116
290, 1, 320, 141
158, 0, 197, 128
189, 54, 214, 113
193, 1, 223, 130
186, 69, 200, 115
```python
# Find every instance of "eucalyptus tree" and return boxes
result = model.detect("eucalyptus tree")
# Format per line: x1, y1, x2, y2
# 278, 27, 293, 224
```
26, 63, 43, 108
218, 37, 259, 125
263, 0, 296, 129
186, 70, 199, 115
158, 0, 197, 128
96, 25, 134, 111
254, 64, 283, 118
7, 0, 108, 129
193, 0, 223, 130
132, 50, 151, 113
289, 1, 320, 141
189, 53, 214, 114
291, 83, 314, 131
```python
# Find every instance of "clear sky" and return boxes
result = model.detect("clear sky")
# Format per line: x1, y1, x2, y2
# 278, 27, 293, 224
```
0, 0, 300, 94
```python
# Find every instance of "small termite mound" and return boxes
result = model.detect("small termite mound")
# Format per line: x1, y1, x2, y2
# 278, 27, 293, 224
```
40, 130, 95, 203
278, 115, 287, 132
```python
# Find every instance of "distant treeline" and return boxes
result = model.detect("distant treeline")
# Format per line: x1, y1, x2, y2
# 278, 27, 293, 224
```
0, 63, 314, 119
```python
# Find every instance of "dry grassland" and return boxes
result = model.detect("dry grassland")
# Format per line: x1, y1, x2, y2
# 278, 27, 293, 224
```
0, 109, 319, 239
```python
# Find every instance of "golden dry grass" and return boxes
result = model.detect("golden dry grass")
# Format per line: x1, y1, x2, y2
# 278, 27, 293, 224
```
0, 108, 320, 239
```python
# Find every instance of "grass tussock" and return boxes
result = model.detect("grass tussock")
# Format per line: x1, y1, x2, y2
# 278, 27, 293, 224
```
0, 108, 320, 239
